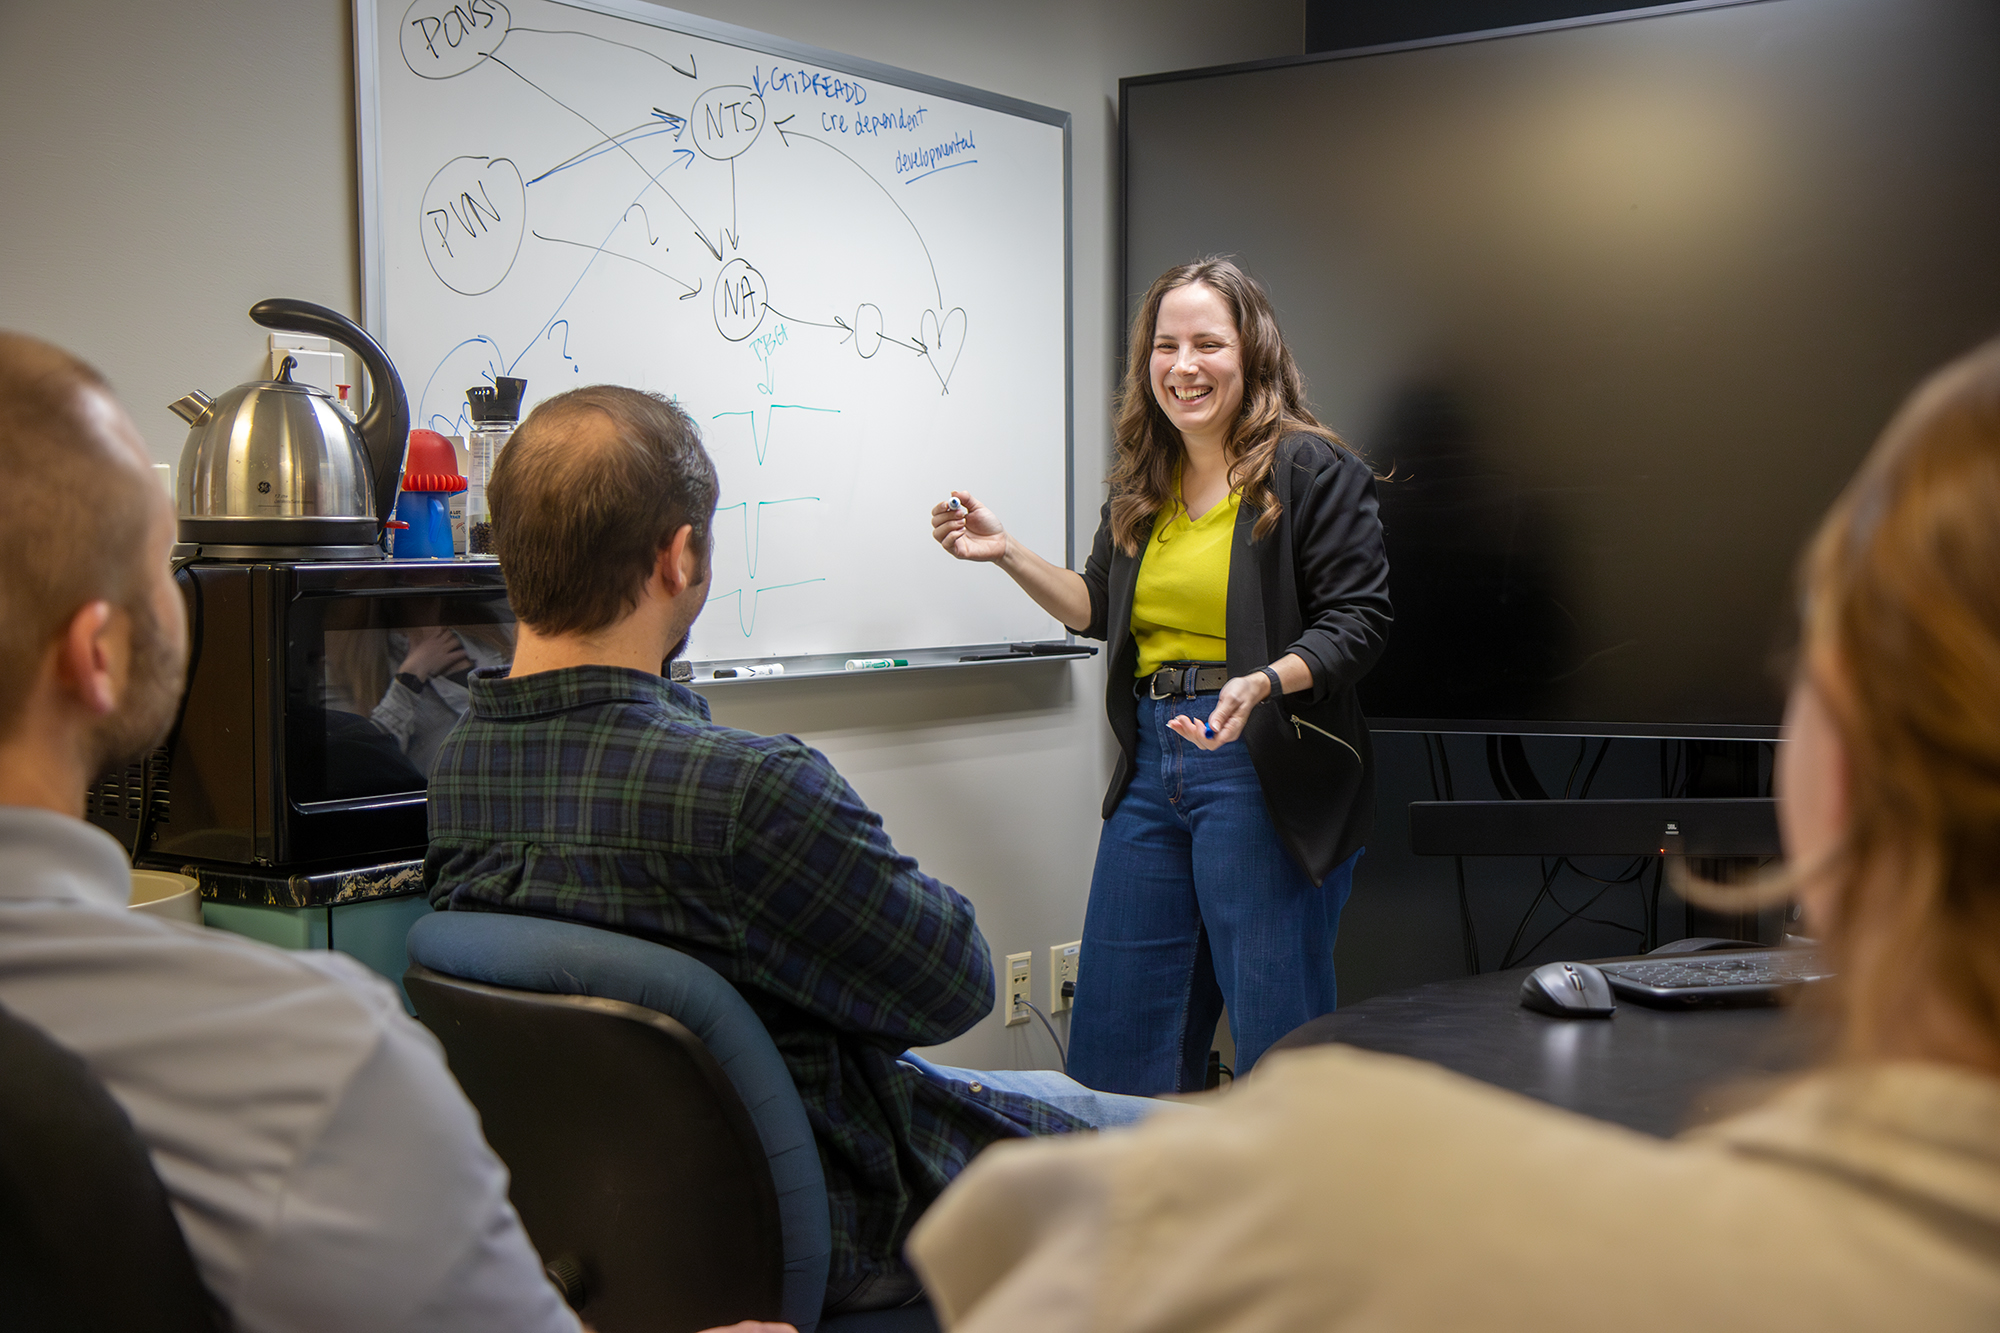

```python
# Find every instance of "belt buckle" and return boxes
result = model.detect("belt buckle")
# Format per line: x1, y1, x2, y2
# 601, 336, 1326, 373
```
1150, 666, 1187, 701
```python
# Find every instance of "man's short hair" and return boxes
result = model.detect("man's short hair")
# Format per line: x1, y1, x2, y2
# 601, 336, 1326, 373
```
0, 333, 157, 742
489, 385, 719, 636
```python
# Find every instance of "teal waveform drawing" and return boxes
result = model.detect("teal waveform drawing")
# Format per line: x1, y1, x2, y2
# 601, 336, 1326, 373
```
705, 579, 827, 637
712, 403, 840, 464
713, 496, 819, 578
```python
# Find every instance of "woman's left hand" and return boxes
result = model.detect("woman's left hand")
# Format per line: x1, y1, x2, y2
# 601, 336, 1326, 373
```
1166, 672, 1271, 750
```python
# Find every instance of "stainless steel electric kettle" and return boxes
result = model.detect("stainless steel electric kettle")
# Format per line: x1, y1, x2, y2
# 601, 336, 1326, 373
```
170, 299, 411, 560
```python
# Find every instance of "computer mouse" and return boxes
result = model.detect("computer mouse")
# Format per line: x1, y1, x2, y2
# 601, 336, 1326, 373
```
1519, 961, 1616, 1018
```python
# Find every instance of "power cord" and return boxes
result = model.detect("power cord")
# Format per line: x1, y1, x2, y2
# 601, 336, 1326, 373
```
1019, 999, 1068, 1074
1425, 733, 1481, 974
1500, 860, 1650, 968
1491, 738, 1653, 970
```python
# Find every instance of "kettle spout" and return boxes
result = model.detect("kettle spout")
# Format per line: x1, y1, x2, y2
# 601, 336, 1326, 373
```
169, 391, 215, 426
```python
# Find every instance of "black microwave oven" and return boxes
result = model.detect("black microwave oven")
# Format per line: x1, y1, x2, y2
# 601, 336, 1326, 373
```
87, 559, 515, 871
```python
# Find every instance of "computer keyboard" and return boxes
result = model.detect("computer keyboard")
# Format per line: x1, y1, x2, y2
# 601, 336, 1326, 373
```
1597, 949, 1834, 1009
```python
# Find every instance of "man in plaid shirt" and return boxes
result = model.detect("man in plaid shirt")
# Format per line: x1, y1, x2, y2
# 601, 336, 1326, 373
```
424, 386, 1165, 1316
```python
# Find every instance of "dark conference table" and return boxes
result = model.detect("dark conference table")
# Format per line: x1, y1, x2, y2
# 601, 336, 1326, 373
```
1270, 963, 1828, 1138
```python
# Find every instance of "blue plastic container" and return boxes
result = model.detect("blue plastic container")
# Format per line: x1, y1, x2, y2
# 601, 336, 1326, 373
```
392, 490, 454, 559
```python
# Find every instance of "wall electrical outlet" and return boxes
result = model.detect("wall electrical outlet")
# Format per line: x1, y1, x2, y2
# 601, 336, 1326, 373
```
1004, 951, 1032, 1026
1050, 940, 1080, 1014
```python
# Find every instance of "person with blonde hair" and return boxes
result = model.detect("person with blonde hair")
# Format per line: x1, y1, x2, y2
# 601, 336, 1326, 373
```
908, 339, 2000, 1329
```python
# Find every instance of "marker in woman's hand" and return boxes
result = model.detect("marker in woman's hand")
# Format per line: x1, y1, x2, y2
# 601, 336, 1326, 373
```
946, 496, 963, 513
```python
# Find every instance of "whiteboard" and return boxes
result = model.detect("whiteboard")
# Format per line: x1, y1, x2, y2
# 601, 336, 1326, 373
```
355, 0, 1071, 671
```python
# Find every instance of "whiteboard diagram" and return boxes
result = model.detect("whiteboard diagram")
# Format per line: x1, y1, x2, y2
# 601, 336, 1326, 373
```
359, 0, 1071, 665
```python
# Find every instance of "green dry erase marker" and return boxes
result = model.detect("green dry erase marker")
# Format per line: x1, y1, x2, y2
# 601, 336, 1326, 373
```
844, 658, 908, 670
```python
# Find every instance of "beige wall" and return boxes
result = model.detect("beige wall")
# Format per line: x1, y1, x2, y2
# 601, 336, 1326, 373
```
0, 0, 1301, 1068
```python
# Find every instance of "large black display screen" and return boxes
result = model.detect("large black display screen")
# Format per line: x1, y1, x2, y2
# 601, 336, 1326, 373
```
1123, 0, 2000, 736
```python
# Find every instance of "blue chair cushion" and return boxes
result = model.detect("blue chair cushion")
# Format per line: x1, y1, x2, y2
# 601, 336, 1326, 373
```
407, 911, 831, 1332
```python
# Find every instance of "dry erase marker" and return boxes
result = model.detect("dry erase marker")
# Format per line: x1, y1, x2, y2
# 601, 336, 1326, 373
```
713, 664, 784, 678
845, 658, 908, 670
946, 496, 963, 512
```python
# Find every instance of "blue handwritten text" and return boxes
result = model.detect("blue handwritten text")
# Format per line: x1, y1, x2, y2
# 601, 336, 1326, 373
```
895, 131, 977, 177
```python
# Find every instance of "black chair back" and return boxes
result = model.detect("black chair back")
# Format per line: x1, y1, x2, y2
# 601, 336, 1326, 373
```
0, 1001, 224, 1333
405, 964, 786, 1333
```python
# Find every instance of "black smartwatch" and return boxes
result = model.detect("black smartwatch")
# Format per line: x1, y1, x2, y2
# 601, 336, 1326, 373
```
395, 671, 425, 692
1260, 665, 1283, 700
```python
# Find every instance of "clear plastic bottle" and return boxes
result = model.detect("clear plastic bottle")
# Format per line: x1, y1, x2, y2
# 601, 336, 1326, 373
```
464, 376, 526, 556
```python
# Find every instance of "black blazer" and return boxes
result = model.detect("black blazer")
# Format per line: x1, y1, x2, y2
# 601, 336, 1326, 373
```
1074, 434, 1392, 884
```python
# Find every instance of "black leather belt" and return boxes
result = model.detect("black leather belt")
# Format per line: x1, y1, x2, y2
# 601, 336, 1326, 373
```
1146, 662, 1230, 700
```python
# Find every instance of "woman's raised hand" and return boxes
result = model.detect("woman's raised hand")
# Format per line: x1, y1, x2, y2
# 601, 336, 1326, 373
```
931, 490, 1009, 563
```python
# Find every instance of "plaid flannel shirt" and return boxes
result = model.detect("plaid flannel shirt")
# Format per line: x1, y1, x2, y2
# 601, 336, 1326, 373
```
423, 665, 1085, 1296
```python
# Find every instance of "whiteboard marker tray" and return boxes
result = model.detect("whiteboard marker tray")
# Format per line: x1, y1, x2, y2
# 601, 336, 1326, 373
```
689, 644, 1093, 685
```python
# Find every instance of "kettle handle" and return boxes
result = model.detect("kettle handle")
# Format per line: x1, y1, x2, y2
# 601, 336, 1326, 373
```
248, 299, 411, 540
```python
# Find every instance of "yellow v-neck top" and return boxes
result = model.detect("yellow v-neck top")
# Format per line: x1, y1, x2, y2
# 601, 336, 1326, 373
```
1130, 490, 1240, 677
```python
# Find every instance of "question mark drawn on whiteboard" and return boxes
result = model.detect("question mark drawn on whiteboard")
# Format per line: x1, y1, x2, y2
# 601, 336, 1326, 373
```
547, 320, 579, 372
623, 204, 659, 246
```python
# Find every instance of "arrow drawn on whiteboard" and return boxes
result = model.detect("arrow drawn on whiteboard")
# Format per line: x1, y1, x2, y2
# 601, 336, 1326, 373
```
488, 54, 724, 260
724, 159, 741, 252
772, 115, 945, 307
526, 117, 681, 187
532, 229, 702, 298
417, 336, 507, 440
509, 26, 696, 79
497, 145, 724, 382
765, 303, 926, 357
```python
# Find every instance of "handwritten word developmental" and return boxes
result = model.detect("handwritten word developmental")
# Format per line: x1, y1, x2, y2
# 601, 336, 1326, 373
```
895, 132, 977, 179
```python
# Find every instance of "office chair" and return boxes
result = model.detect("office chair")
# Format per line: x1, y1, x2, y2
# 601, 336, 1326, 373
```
405, 910, 939, 1333
0, 1001, 225, 1333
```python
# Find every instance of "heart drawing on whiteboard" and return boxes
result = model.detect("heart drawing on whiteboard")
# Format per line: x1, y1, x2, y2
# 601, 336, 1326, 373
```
920, 307, 967, 394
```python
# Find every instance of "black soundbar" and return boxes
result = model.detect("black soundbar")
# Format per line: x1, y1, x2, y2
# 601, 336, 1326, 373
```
1408, 799, 1781, 858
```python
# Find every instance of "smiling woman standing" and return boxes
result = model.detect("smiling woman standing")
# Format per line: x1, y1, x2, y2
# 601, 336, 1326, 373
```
932, 258, 1392, 1094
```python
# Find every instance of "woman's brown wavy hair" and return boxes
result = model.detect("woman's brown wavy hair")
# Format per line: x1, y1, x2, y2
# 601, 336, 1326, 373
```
1698, 339, 2000, 1067
1106, 258, 1359, 555
1800, 339, 2000, 1064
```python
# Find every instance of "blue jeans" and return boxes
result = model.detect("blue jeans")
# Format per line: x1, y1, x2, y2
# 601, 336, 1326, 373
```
1069, 692, 1360, 1094
898, 1053, 1171, 1130
825, 1057, 1176, 1314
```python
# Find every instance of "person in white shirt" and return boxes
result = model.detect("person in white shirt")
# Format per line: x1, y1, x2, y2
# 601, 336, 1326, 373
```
0, 329, 790, 1333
